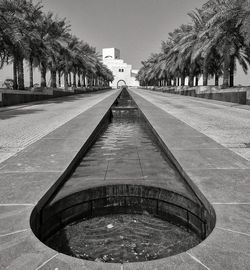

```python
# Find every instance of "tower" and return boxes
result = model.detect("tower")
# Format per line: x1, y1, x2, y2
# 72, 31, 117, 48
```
102, 48, 139, 88
102, 48, 120, 61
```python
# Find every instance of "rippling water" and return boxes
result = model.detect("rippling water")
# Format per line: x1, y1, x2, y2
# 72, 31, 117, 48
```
47, 214, 200, 263
47, 91, 200, 263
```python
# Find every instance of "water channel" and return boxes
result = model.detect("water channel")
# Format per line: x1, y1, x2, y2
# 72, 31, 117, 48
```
43, 89, 203, 263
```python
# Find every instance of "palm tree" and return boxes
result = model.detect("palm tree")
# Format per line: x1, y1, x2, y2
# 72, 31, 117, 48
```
0, 0, 31, 90
138, 0, 250, 89
21, 0, 43, 88
36, 12, 70, 89
0, 0, 114, 92
199, 0, 247, 87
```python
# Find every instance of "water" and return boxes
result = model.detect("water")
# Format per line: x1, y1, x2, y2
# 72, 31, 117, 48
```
52, 91, 197, 200
47, 214, 200, 263
46, 90, 201, 263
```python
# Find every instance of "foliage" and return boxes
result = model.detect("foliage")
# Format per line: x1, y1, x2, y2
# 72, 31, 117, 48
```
137, 0, 250, 88
0, 0, 114, 90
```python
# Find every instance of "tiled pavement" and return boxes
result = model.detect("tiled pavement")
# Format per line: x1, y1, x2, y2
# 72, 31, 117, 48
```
0, 90, 115, 163
129, 89, 250, 270
0, 88, 249, 269
134, 88, 250, 161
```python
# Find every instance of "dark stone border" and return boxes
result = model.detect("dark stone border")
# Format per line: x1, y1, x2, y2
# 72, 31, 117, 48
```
37, 184, 208, 242
41, 184, 209, 262
140, 86, 248, 105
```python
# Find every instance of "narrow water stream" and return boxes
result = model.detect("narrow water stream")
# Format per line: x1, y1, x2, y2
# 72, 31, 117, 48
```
45, 89, 202, 263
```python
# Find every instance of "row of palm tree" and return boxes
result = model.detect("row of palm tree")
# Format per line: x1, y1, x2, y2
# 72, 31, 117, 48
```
137, 0, 250, 88
0, 0, 114, 91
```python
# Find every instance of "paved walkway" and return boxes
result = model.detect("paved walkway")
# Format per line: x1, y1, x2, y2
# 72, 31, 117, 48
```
134, 89, 250, 161
0, 88, 249, 269
0, 91, 114, 163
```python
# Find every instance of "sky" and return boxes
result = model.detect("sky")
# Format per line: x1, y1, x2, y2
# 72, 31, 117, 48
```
0, 0, 249, 85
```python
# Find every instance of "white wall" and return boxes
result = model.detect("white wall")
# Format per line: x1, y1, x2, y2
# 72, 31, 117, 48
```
102, 48, 139, 88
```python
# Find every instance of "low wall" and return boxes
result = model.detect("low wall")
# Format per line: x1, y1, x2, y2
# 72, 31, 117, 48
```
197, 91, 246, 104
0, 87, 112, 107
139, 86, 250, 105
247, 89, 250, 105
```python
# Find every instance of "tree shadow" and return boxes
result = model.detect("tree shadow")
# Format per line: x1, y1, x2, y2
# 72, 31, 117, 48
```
0, 108, 45, 120
0, 89, 114, 119
20, 89, 113, 106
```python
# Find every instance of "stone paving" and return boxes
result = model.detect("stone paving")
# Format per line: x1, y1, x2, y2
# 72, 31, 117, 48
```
129, 89, 250, 270
0, 88, 249, 269
0, 90, 122, 270
134, 88, 250, 161
0, 90, 115, 163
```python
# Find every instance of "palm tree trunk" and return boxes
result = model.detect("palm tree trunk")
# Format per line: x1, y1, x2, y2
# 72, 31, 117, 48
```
58, 71, 61, 87
195, 77, 199, 86
40, 62, 47, 88
215, 73, 219, 86
73, 72, 77, 87
64, 73, 68, 91
77, 71, 81, 87
29, 57, 33, 88
181, 73, 185, 86
64, 74, 68, 91
167, 77, 171, 86
203, 58, 208, 86
50, 60, 57, 88
50, 70, 57, 88
13, 56, 18, 90
82, 73, 86, 87
68, 73, 72, 87
222, 51, 230, 88
188, 71, 194, 87
229, 56, 235, 88
188, 76, 194, 87
173, 78, 177, 86
64, 59, 69, 91
18, 57, 25, 90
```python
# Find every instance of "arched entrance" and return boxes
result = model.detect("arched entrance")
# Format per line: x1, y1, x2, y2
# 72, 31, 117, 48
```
117, 80, 126, 89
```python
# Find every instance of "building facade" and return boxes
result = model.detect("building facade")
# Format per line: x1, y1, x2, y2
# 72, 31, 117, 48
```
102, 48, 139, 88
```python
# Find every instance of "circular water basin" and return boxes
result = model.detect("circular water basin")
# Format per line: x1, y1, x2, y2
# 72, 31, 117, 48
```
46, 213, 200, 263
31, 184, 215, 264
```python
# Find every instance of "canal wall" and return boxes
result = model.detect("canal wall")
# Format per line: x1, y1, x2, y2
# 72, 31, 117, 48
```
0, 89, 122, 270
129, 89, 250, 270
0, 86, 112, 107
139, 86, 250, 105
0, 88, 249, 269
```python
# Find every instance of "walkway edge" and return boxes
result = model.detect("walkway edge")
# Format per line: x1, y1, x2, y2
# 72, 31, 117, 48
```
128, 89, 250, 270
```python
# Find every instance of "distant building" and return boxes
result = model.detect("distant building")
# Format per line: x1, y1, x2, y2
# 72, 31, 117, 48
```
102, 48, 139, 88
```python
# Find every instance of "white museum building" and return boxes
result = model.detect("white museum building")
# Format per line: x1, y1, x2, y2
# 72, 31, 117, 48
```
102, 48, 139, 88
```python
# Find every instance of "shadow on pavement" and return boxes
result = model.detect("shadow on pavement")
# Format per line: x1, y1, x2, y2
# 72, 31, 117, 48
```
0, 89, 114, 118
0, 108, 45, 120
